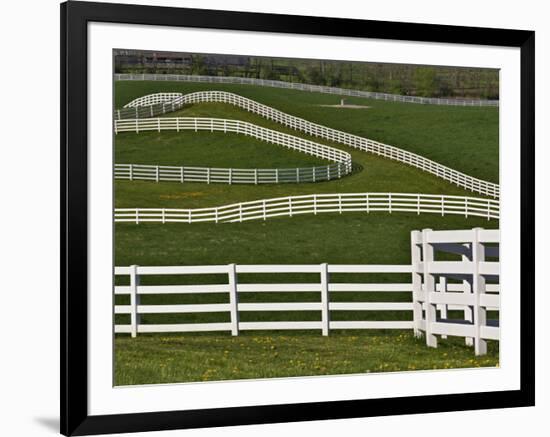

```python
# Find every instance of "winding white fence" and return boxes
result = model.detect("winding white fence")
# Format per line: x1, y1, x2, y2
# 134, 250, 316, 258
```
115, 91, 499, 198
114, 74, 499, 107
411, 228, 500, 355
114, 193, 499, 224
114, 116, 353, 174
115, 162, 346, 184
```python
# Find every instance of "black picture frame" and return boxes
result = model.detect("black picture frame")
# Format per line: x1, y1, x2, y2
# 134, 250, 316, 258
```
61, 1, 535, 435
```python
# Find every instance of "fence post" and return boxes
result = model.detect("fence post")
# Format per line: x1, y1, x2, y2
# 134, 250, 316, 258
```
254, 169, 258, 185
327, 165, 331, 181
180, 166, 184, 183
207, 168, 211, 184
410, 231, 423, 338
422, 228, 437, 348
462, 253, 474, 347
296, 168, 300, 183
441, 196, 445, 216
313, 195, 317, 215
276, 168, 279, 184
320, 263, 330, 336
313, 166, 316, 183
228, 263, 239, 336
439, 276, 448, 339
155, 166, 159, 182
129, 164, 133, 181
472, 228, 487, 355
130, 265, 140, 338
135, 208, 139, 225
228, 168, 232, 185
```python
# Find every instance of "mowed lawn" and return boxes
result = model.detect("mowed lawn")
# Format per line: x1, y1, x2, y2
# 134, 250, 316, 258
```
115, 331, 498, 385
115, 80, 499, 183
113, 81, 500, 385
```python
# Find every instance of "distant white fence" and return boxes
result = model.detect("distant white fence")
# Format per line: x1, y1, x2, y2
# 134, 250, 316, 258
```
114, 116, 353, 174
114, 73, 499, 107
114, 192, 500, 224
115, 228, 500, 355
115, 162, 347, 185
411, 228, 500, 355
114, 263, 415, 337
115, 91, 499, 198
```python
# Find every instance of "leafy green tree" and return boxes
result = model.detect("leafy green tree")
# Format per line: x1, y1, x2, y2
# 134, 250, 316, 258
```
414, 67, 439, 97
190, 55, 207, 75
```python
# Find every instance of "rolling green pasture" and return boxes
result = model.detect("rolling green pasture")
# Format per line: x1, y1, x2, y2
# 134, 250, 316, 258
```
115, 130, 327, 168
115, 81, 499, 182
114, 99, 489, 209
113, 81, 500, 385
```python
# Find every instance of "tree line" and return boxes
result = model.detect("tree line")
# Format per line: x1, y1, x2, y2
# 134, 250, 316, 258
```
115, 52, 499, 99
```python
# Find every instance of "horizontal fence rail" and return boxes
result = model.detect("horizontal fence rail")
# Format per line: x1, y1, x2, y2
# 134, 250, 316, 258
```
114, 193, 500, 224
114, 116, 353, 175
411, 228, 500, 355
114, 263, 414, 337
115, 91, 499, 198
115, 162, 347, 185
114, 74, 499, 107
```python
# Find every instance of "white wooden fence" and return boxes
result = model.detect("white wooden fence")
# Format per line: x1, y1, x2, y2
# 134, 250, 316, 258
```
114, 192, 500, 224
115, 162, 347, 184
114, 228, 500, 356
411, 228, 500, 355
114, 263, 415, 337
114, 74, 499, 107
114, 116, 353, 174
115, 91, 499, 198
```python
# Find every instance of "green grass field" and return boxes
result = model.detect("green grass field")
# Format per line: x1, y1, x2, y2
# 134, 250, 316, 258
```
115, 331, 498, 385
113, 80, 499, 385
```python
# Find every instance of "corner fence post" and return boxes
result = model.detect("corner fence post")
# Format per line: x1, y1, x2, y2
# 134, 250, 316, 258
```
472, 228, 487, 355
129, 265, 140, 338
320, 263, 330, 336
410, 231, 423, 338
462, 254, 474, 347
439, 276, 448, 339
228, 264, 239, 336
422, 229, 437, 348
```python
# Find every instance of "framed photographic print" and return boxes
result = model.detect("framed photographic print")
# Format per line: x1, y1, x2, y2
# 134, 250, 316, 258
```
61, 1, 535, 435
